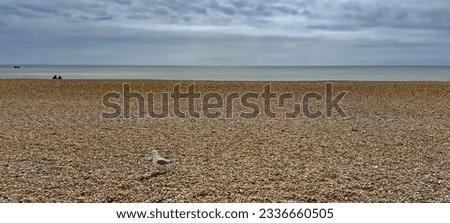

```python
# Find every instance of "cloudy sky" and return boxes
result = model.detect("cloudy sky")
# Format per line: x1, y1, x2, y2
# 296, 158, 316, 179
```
1, 0, 450, 65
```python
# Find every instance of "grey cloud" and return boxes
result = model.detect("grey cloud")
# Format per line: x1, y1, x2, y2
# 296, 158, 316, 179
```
112, 0, 132, 5
323, 1, 450, 31
0, 0, 450, 65
18, 3, 58, 14
210, 0, 235, 15
230, 0, 246, 9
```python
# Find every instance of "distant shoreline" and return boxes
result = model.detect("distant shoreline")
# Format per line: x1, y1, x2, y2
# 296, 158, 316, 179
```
1, 65, 450, 81
0, 78, 449, 83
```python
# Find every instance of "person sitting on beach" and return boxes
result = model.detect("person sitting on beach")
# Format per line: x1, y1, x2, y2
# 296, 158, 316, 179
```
52, 75, 57, 79
58, 76, 62, 79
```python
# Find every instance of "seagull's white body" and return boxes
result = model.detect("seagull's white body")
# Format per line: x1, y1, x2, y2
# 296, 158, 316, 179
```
152, 150, 172, 166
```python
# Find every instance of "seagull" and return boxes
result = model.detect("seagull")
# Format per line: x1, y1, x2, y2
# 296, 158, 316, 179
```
152, 150, 172, 166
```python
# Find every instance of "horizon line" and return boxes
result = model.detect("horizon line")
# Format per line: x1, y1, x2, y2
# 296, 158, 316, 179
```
2, 64, 450, 67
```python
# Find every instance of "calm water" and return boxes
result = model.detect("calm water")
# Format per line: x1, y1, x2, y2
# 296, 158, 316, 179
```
0, 65, 449, 81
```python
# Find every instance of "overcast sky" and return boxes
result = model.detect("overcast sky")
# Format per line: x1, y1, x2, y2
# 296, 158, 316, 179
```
1, 0, 450, 65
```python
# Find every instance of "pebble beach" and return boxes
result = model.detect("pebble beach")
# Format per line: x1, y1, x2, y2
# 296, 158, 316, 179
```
0, 79, 449, 202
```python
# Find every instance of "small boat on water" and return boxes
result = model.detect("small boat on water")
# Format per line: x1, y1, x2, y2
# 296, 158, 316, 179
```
14, 66, 20, 69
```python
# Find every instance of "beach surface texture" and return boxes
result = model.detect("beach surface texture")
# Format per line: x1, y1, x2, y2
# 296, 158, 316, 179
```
0, 80, 449, 202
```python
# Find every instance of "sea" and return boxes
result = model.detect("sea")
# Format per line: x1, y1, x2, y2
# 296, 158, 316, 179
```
1, 65, 449, 81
